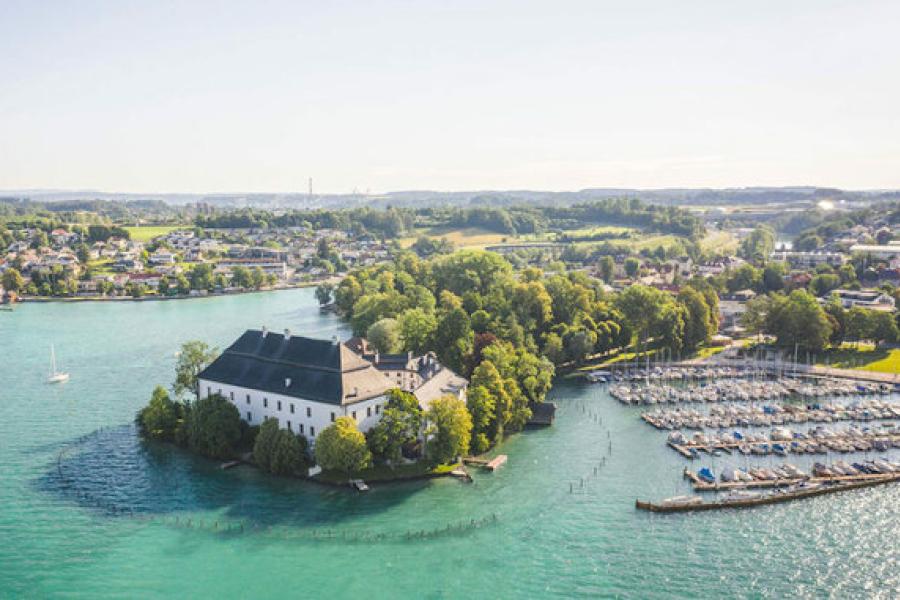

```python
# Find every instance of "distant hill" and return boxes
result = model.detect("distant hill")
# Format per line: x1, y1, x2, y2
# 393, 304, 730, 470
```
3, 186, 900, 210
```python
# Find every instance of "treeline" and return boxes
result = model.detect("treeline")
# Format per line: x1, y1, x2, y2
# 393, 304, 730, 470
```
325, 249, 719, 451
194, 198, 704, 241
741, 290, 899, 352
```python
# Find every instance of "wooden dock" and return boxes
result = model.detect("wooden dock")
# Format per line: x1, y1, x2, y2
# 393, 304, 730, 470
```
485, 455, 508, 471
636, 474, 900, 513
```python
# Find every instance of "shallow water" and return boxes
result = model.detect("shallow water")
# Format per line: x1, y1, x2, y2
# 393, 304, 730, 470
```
1, 289, 898, 598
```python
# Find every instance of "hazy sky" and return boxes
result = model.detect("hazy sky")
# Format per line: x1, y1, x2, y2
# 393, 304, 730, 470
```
2, 0, 899, 194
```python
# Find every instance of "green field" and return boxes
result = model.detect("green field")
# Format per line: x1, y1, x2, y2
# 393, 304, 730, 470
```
124, 226, 183, 242
398, 226, 513, 249
817, 343, 900, 374
700, 230, 738, 254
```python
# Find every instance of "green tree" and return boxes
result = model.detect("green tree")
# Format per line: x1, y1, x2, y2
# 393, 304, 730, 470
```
869, 310, 898, 345
231, 266, 253, 288
158, 276, 170, 296
366, 389, 422, 464
433, 307, 473, 373
183, 393, 242, 459
598, 256, 615, 283
809, 273, 841, 297
174, 340, 219, 397
175, 273, 191, 295
398, 308, 437, 355
765, 290, 832, 352
678, 286, 715, 351
465, 385, 496, 454
426, 395, 472, 464
2, 268, 24, 293
254, 418, 309, 475
136, 385, 180, 441
367, 317, 402, 353
624, 257, 640, 278
315, 282, 334, 305
761, 262, 785, 293
739, 225, 775, 263
315, 416, 372, 476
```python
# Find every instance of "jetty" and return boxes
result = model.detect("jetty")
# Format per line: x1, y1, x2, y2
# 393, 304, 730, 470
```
465, 455, 508, 471
636, 474, 900, 513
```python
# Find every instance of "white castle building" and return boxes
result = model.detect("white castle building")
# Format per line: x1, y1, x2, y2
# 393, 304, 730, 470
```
197, 328, 467, 444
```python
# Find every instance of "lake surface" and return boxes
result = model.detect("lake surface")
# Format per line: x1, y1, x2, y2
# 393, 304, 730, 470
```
1, 289, 898, 598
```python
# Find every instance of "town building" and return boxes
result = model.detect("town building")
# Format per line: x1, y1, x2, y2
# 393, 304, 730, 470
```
198, 330, 469, 445
198, 329, 395, 443
827, 289, 896, 312
769, 250, 845, 269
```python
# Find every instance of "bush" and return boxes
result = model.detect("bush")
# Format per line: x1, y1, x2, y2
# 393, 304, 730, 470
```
136, 386, 180, 441
183, 394, 241, 459
315, 416, 372, 476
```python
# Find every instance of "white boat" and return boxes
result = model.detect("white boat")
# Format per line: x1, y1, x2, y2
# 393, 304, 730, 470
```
47, 344, 69, 384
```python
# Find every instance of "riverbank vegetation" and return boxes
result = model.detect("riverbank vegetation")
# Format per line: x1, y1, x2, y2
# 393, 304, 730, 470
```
326, 248, 721, 452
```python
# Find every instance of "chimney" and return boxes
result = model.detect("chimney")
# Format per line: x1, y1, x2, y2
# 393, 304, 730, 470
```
261, 326, 268, 337
284, 328, 291, 339
285, 377, 291, 387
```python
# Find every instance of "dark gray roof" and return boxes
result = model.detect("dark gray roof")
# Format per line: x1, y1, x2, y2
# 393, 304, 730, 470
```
198, 330, 393, 406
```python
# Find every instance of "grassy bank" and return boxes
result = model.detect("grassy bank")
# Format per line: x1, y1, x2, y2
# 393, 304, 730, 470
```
313, 462, 459, 484
816, 343, 900, 374
124, 225, 183, 242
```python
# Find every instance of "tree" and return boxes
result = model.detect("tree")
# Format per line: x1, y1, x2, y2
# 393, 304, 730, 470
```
426, 395, 472, 464
315, 416, 372, 476
174, 340, 219, 397
761, 262, 785, 293
465, 386, 496, 454
231, 266, 253, 288
366, 389, 422, 464
738, 225, 775, 263
809, 273, 841, 297
398, 308, 437, 355
765, 290, 832, 352
869, 310, 898, 345
598, 256, 615, 283
136, 385, 180, 441
846, 307, 873, 346
433, 307, 473, 373
367, 317, 402, 353
254, 418, 308, 476
158, 276, 170, 296
190, 263, 215, 291
678, 286, 715, 351
183, 393, 242, 459
175, 273, 191, 295
2, 268, 24, 293
624, 257, 640, 278
315, 282, 334, 305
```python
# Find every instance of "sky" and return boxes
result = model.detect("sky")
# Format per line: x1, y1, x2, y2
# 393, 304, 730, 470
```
1, 0, 899, 194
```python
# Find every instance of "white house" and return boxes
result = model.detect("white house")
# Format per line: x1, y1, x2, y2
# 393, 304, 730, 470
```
197, 329, 396, 444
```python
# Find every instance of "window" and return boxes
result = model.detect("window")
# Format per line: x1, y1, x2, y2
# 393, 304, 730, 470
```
367, 406, 371, 418
299, 423, 304, 434
287, 420, 292, 431
306, 407, 311, 417
331, 412, 335, 422
277, 400, 282, 411
246, 411, 252, 422
290, 404, 295, 414
206, 386, 211, 397
229, 391, 234, 402
352, 411, 357, 420
246, 394, 251, 405
375, 404, 380, 414
217, 388, 222, 396
310, 426, 315, 437
263, 397, 268, 408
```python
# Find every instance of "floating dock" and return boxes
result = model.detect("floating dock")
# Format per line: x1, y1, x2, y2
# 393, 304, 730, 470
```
636, 474, 900, 513
485, 455, 508, 471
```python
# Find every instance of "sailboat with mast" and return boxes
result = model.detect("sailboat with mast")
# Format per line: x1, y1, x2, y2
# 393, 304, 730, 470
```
47, 344, 69, 383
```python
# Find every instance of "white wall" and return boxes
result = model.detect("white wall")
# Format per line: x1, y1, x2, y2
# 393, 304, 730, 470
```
197, 378, 386, 445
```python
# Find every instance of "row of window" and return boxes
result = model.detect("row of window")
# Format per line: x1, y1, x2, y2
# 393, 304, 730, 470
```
212, 386, 383, 430
245, 413, 315, 436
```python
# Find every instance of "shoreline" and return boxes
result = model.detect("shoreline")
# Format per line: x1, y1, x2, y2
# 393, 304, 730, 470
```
11, 279, 339, 304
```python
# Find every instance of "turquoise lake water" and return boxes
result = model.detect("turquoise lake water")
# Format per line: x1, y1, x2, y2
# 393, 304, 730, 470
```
1, 288, 898, 598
